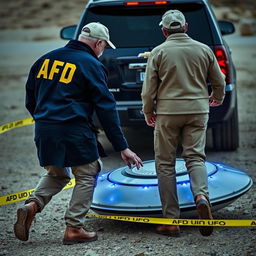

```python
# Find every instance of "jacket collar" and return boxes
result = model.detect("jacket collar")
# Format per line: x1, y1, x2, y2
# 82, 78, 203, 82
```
166, 33, 191, 42
65, 40, 98, 59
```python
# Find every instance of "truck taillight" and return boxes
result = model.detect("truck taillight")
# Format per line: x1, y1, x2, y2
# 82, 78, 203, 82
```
214, 46, 230, 84
125, 1, 139, 5
125, 1, 169, 6
154, 1, 168, 4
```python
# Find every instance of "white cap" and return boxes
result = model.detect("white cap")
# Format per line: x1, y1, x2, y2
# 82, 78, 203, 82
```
159, 10, 186, 30
80, 22, 116, 49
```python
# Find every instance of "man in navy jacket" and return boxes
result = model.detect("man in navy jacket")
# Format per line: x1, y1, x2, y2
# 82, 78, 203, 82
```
14, 22, 143, 245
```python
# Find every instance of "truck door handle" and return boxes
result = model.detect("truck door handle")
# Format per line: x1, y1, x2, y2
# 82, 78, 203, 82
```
129, 63, 147, 69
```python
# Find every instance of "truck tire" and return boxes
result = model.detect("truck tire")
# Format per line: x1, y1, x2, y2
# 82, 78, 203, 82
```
212, 104, 239, 151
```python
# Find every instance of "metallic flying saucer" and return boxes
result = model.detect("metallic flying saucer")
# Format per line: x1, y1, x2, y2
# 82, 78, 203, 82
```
91, 159, 253, 217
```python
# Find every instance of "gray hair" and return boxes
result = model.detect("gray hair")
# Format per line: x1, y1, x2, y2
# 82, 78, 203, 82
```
78, 34, 98, 42
165, 22, 186, 34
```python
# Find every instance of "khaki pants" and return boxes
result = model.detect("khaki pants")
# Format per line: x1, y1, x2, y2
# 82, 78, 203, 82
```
154, 114, 209, 218
25, 159, 102, 228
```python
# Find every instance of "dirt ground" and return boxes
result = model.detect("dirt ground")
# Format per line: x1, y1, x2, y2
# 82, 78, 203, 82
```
0, 1, 256, 256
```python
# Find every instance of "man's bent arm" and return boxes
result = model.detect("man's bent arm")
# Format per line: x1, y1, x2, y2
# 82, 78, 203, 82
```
89, 65, 128, 152
141, 54, 159, 120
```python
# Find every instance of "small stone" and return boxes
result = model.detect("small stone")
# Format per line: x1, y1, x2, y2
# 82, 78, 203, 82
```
226, 206, 235, 211
97, 226, 104, 231
133, 238, 142, 243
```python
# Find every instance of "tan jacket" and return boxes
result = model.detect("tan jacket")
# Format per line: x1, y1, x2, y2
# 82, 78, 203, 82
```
141, 33, 226, 119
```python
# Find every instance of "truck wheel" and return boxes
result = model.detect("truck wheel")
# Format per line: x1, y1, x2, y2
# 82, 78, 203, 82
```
212, 105, 239, 151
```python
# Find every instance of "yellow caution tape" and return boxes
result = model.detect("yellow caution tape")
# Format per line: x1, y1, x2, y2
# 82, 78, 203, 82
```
0, 117, 34, 134
0, 178, 75, 206
86, 213, 256, 227
0, 181, 255, 227
0, 117, 74, 205
1, 118, 255, 227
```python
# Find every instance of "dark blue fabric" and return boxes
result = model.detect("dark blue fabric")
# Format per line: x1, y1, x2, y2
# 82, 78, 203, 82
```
34, 122, 99, 168
26, 40, 128, 167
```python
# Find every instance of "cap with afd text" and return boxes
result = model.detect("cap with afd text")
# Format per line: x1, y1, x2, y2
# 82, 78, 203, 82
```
159, 10, 186, 30
80, 22, 116, 49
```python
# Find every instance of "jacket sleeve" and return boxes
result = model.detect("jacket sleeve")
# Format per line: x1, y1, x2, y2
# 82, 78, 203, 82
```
25, 63, 38, 117
141, 52, 159, 119
207, 51, 226, 102
88, 64, 128, 152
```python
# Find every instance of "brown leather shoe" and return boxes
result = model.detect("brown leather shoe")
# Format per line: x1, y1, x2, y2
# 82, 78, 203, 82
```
196, 198, 213, 236
14, 201, 39, 241
156, 225, 180, 237
63, 226, 97, 245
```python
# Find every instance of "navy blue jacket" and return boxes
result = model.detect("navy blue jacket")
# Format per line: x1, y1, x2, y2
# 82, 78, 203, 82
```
25, 40, 128, 167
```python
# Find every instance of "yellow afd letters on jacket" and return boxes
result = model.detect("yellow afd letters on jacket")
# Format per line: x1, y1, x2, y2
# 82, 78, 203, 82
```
37, 59, 76, 84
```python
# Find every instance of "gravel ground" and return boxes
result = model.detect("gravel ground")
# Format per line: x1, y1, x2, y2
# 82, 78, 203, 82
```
0, 26, 256, 256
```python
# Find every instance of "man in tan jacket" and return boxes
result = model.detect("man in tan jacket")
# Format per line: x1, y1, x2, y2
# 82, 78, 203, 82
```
141, 10, 225, 237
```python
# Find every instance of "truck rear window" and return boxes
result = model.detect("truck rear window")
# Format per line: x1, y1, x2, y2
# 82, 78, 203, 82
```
82, 3, 213, 48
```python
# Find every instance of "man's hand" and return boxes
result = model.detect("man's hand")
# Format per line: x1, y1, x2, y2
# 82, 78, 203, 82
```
145, 113, 157, 127
209, 94, 222, 107
121, 148, 143, 169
